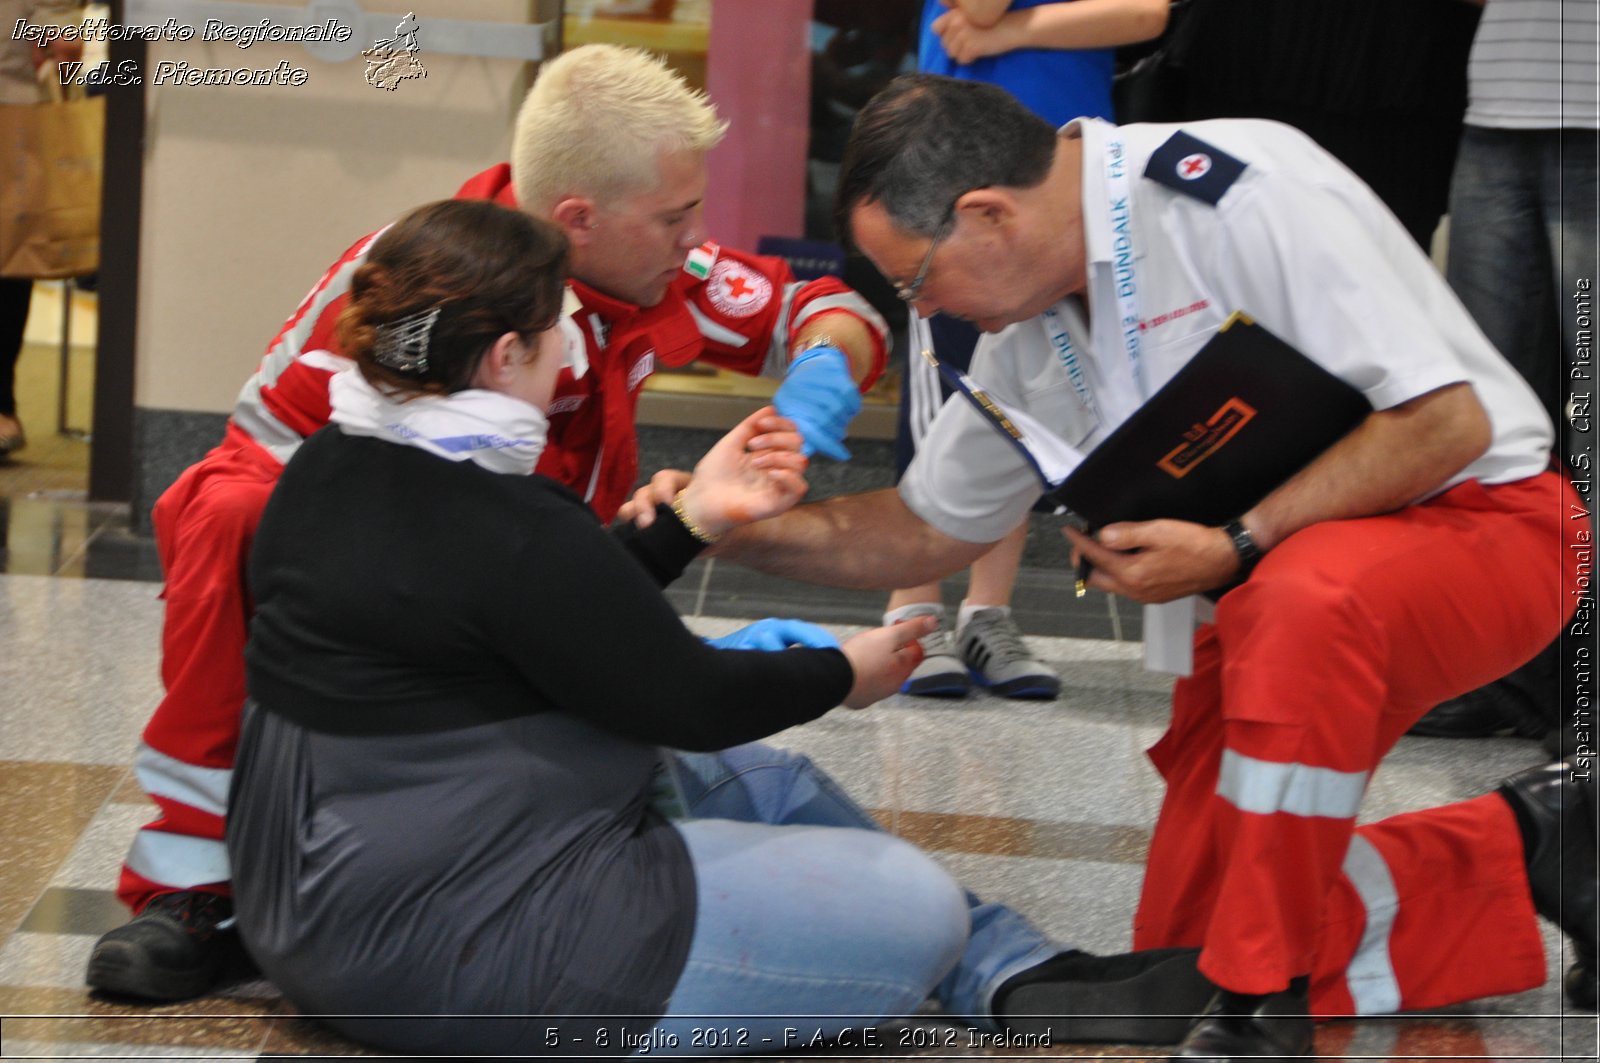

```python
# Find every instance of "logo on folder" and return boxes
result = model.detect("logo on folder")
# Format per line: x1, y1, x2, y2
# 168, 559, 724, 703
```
1157, 398, 1257, 479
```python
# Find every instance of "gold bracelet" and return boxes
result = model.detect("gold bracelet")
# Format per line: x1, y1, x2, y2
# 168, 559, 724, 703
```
671, 489, 721, 545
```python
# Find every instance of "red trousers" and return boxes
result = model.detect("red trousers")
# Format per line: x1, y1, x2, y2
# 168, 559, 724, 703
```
118, 425, 280, 911
1134, 472, 1583, 1015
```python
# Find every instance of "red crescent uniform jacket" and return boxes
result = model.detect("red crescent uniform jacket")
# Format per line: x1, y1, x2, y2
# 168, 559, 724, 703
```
229, 164, 888, 521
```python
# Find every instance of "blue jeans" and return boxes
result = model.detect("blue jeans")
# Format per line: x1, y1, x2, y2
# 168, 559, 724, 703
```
1446, 125, 1598, 474
643, 743, 1061, 1053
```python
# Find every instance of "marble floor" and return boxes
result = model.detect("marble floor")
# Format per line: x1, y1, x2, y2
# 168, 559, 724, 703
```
0, 492, 1596, 1061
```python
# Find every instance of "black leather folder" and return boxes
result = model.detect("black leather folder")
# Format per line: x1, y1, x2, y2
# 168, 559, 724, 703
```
929, 312, 1372, 527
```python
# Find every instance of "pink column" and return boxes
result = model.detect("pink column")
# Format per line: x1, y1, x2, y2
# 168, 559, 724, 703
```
702, 0, 813, 253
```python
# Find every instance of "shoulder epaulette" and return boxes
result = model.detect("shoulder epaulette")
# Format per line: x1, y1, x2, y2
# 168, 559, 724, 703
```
1144, 131, 1248, 206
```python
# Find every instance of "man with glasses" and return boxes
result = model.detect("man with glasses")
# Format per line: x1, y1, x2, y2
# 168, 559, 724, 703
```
894, 209, 955, 304
701, 74, 1595, 1058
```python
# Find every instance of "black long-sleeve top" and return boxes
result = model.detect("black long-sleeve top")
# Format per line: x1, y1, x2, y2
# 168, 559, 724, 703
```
228, 426, 853, 1056
247, 428, 852, 745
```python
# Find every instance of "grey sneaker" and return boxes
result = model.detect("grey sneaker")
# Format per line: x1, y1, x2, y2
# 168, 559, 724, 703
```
958, 607, 1060, 699
893, 604, 970, 697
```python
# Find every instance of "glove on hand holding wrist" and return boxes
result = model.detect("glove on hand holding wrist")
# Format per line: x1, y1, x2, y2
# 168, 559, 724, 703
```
773, 345, 861, 462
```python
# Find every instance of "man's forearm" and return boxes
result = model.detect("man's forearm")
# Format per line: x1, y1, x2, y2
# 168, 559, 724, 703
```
792, 313, 880, 387
1243, 382, 1492, 550
1069, 383, 1497, 604
714, 487, 990, 589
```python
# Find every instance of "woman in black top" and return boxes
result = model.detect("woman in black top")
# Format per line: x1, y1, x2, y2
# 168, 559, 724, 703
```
230, 199, 1161, 1056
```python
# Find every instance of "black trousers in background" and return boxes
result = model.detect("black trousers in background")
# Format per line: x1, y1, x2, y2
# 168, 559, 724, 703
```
0, 276, 34, 417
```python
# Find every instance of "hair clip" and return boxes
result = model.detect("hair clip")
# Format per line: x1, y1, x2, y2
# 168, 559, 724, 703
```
373, 306, 442, 374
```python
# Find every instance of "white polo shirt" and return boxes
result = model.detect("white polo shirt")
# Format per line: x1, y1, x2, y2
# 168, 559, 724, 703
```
901, 117, 1554, 544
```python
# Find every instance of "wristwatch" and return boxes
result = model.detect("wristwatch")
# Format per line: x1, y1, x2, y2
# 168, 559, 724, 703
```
1222, 519, 1263, 578
794, 333, 837, 355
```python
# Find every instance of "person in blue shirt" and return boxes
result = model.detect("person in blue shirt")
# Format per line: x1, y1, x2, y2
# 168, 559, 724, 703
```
918, 0, 1168, 126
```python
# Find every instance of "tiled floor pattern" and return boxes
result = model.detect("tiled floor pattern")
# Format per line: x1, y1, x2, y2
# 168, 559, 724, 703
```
2, 503, 1598, 1059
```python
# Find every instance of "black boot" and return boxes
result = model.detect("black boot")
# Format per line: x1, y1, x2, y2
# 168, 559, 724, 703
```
1410, 641, 1561, 745
994, 946, 1214, 1044
1174, 977, 1313, 1061
1409, 688, 1527, 738
1498, 760, 1598, 1010
85, 891, 242, 1002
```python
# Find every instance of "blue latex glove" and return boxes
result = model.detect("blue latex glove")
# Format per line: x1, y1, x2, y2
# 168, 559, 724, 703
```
772, 345, 862, 461
706, 617, 841, 652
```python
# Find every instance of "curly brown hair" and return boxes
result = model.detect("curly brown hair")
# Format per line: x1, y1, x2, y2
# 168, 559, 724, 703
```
337, 200, 570, 396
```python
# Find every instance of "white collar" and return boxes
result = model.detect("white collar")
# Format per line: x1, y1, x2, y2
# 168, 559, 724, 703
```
1064, 116, 1120, 267
328, 368, 548, 476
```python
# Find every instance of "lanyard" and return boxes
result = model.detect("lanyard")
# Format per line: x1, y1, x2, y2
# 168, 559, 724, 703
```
1041, 304, 1100, 423
1042, 133, 1147, 431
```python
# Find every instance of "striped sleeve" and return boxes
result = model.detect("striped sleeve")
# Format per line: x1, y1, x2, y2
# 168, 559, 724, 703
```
230, 228, 387, 462
686, 263, 889, 390
783, 281, 890, 391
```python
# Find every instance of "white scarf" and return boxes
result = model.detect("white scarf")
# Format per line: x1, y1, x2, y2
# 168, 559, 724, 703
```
328, 367, 548, 476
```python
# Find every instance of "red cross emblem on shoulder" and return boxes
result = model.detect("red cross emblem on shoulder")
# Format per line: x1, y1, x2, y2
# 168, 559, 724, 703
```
706, 259, 773, 319
1179, 153, 1212, 180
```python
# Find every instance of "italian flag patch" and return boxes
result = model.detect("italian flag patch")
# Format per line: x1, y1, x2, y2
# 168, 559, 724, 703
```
683, 241, 719, 280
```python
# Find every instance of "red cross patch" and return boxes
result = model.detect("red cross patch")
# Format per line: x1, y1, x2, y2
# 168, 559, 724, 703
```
1146, 131, 1246, 205
1178, 153, 1212, 180
706, 259, 773, 319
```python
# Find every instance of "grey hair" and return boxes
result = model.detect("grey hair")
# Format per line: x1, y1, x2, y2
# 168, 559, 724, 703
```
832, 74, 1059, 251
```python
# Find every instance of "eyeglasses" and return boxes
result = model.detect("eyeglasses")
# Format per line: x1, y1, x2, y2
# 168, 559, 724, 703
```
893, 209, 956, 304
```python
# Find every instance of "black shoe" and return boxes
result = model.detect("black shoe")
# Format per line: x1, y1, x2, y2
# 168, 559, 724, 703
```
1568, 962, 1598, 1013
1411, 642, 1561, 742
85, 891, 239, 1002
995, 947, 1213, 1044
1498, 760, 1598, 1011
1174, 978, 1313, 1061
1409, 690, 1524, 738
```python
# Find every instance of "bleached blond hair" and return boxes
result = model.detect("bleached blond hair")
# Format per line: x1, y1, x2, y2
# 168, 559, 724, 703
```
512, 44, 728, 213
